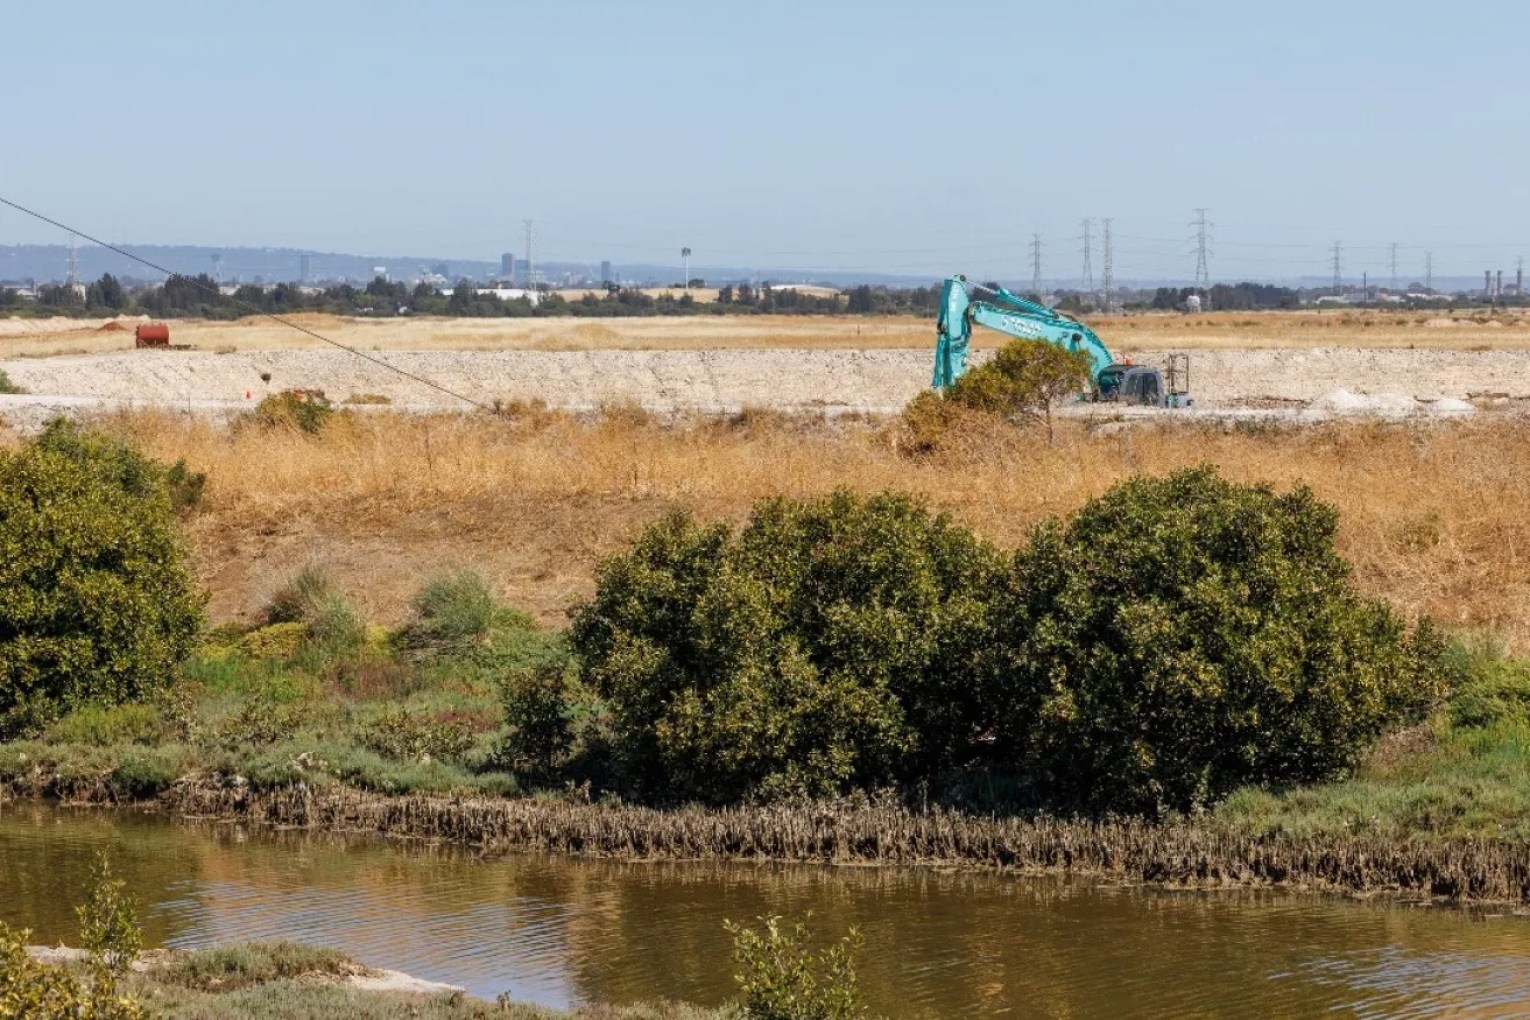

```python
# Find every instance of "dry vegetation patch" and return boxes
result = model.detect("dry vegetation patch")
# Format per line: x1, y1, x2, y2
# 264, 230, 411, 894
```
71, 409, 1530, 646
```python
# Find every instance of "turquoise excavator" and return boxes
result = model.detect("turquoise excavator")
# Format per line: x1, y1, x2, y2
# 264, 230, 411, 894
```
932, 275, 1191, 407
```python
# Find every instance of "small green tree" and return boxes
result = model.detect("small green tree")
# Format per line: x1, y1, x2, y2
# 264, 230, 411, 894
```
944, 339, 1092, 444
77, 853, 141, 977
726, 915, 869, 1020
0, 420, 203, 736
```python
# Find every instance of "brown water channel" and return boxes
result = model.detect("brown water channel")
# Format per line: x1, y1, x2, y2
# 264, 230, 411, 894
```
4, 804, 1530, 1017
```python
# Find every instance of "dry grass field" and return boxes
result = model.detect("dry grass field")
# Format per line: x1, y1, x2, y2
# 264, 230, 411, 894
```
47, 408, 1529, 650
5, 308, 1530, 359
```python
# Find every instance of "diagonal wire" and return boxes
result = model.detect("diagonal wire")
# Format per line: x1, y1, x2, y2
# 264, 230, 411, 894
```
0, 195, 489, 410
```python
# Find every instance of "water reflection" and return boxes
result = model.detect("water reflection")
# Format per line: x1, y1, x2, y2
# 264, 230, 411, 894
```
2, 803, 1529, 1016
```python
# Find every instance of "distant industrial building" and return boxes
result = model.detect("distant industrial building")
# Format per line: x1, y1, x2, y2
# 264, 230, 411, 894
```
299, 253, 311, 283
500, 253, 515, 277
601, 260, 613, 285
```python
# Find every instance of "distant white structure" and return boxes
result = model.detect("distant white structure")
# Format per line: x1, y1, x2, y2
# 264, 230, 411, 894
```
1184, 294, 1202, 313
475, 287, 543, 305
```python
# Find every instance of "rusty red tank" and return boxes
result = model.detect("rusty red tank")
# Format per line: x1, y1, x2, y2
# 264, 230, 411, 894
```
134, 322, 170, 348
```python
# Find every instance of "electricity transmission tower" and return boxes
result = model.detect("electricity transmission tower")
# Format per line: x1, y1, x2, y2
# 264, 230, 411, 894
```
522, 219, 535, 288
1080, 218, 1094, 298
1030, 234, 1043, 297
1190, 208, 1212, 296
66, 233, 79, 287
1101, 218, 1115, 312
1331, 241, 1343, 295
1425, 251, 1433, 293
1389, 242, 1399, 293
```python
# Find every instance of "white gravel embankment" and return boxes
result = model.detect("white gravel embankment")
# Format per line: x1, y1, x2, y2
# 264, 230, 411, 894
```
2, 346, 1529, 421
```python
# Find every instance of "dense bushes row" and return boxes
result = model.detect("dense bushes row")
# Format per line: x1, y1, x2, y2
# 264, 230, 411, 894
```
563, 471, 1448, 814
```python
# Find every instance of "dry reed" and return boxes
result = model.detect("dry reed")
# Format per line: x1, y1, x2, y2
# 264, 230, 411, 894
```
155, 780, 1530, 903
84, 408, 1530, 646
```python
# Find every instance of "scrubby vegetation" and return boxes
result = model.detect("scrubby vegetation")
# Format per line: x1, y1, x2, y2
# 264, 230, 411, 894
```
0, 420, 201, 738
0, 418, 1520, 900
567, 476, 1444, 813
238, 389, 336, 435
900, 339, 1091, 451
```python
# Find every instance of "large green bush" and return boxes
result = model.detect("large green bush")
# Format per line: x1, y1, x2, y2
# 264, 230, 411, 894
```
0, 420, 203, 736
990, 466, 1448, 814
571, 492, 1003, 801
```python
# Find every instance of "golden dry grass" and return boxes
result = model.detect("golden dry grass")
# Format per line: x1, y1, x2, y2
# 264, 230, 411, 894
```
71, 408, 1530, 647
4, 307, 1530, 359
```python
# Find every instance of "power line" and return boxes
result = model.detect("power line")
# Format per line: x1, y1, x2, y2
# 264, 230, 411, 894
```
0, 194, 490, 410
1101, 218, 1115, 312
1190, 208, 1212, 292
1079, 218, 1094, 296
522, 219, 535, 288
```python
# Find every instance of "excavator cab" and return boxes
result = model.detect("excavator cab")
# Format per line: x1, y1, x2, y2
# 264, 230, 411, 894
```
1096, 364, 1177, 406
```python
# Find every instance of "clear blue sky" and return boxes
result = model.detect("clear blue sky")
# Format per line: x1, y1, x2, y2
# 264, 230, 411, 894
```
2, 0, 1526, 282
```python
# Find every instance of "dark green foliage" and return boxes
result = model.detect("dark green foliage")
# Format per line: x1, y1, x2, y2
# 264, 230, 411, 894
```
0, 421, 203, 737
499, 664, 606, 777
0, 370, 24, 395
571, 471, 1446, 813
165, 458, 206, 512
726, 915, 868, 1020
991, 467, 1449, 814
571, 493, 1003, 801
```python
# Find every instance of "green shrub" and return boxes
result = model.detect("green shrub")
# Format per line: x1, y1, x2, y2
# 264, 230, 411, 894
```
241, 389, 335, 434
1447, 654, 1530, 730
360, 708, 475, 763
44, 703, 167, 747
237, 623, 310, 662
0, 420, 203, 737
898, 340, 1091, 455
78, 853, 141, 976
572, 492, 1003, 801
944, 339, 1091, 438
992, 466, 1450, 814
165, 458, 206, 512
0, 370, 24, 395
261, 566, 336, 626
405, 570, 499, 647
725, 915, 868, 1020
499, 664, 606, 776
0, 920, 146, 1020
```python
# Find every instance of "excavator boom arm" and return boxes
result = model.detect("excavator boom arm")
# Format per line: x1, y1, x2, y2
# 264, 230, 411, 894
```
932, 275, 1113, 388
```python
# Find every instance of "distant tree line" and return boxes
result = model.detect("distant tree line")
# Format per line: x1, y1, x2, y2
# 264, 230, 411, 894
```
1140, 283, 1301, 311
14, 272, 858, 320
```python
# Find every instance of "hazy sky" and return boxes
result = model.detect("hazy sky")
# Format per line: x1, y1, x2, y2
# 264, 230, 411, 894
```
3, 0, 1527, 281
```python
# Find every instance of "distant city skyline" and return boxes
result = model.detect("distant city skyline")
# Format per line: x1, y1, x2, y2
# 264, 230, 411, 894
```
2, 0, 1526, 281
